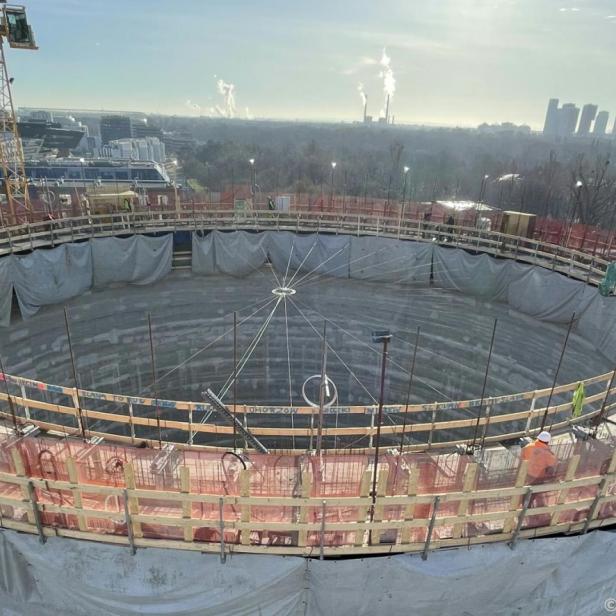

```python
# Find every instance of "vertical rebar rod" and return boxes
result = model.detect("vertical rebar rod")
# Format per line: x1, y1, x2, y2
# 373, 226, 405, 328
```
596, 367, 616, 428
0, 354, 18, 431
64, 306, 87, 441
219, 496, 226, 563
368, 336, 390, 543
421, 495, 440, 560
542, 312, 575, 431
316, 322, 327, 455
233, 311, 238, 452
147, 313, 162, 449
470, 318, 498, 450
399, 327, 420, 455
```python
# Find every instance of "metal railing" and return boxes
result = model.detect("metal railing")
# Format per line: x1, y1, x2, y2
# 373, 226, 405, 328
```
0, 209, 609, 284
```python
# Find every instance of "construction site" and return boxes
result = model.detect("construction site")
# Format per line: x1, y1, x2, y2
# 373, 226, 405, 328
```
0, 5, 616, 616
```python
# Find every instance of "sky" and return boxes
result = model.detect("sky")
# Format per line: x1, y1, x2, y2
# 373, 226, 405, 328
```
8, 0, 616, 128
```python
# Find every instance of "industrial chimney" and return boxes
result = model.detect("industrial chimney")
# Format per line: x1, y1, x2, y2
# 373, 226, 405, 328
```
363, 94, 368, 123
385, 95, 390, 125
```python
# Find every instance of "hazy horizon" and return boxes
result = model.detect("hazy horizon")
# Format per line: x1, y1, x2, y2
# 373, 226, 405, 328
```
10, 0, 616, 129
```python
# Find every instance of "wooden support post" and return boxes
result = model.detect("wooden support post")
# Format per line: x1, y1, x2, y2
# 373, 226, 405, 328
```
123, 488, 136, 555
19, 383, 30, 420
509, 488, 532, 549
239, 469, 251, 546
550, 455, 580, 526
66, 457, 87, 532
400, 466, 419, 544
421, 495, 440, 561
372, 467, 389, 544
452, 462, 478, 539
582, 451, 616, 533
11, 448, 34, 524
355, 469, 372, 547
524, 394, 537, 436
180, 466, 192, 542
319, 500, 326, 560
127, 402, 136, 444
123, 463, 143, 539
503, 460, 528, 534
26, 480, 46, 544
427, 408, 437, 450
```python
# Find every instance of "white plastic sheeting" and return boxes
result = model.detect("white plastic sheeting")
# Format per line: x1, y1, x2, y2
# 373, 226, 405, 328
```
91, 235, 172, 289
349, 236, 433, 284
0, 256, 13, 327
433, 246, 526, 302
12, 243, 92, 319
1, 529, 616, 615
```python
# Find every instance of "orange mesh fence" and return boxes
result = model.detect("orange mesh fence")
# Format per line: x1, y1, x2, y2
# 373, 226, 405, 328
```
0, 431, 614, 551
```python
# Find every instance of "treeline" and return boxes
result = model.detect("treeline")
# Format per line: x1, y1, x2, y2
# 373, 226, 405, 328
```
171, 118, 616, 226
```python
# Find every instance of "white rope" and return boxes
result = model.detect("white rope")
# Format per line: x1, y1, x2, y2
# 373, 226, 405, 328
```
289, 297, 378, 404
285, 241, 318, 288
293, 298, 453, 402
283, 296, 294, 406
217, 296, 283, 400
144, 293, 277, 394
282, 243, 295, 286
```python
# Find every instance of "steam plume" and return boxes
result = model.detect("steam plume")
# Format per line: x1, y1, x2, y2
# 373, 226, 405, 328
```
216, 78, 236, 118
378, 48, 396, 119
358, 82, 367, 107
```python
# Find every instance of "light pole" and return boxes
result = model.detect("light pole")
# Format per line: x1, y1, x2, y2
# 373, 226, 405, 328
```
565, 180, 584, 247
399, 166, 410, 230
477, 174, 489, 227
368, 329, 392, 545
329, 161, 336, 209
249, 158, 256, 207
172, 159, 180, 217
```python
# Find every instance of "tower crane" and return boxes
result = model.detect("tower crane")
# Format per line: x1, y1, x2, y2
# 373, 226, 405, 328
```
0, 3, 36, 225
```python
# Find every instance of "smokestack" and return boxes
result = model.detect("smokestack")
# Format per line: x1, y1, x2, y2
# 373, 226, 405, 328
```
363, 94, 368, 123
385, 94, 390, 125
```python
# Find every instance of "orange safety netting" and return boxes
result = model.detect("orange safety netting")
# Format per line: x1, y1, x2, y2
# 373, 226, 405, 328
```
0, 431, 615, 550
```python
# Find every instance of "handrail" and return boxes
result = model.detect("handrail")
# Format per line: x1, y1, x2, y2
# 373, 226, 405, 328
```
0, 209, 609, 283
0, 369, 614, 452
0, 435, 614, 556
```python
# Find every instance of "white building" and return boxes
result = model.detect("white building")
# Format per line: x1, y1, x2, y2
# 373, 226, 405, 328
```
102, 136, 166, 163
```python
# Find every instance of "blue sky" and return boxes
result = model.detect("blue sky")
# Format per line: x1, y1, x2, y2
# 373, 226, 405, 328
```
9, 0, 616, 128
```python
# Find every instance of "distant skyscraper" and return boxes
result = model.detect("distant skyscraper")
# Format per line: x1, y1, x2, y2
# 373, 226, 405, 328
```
558, 103, 579, 137
543, 98, 559, 136
577, 104, 598, 136
100, 115, 132, 145
593, 111, 609, 135
132, 118, 163, 139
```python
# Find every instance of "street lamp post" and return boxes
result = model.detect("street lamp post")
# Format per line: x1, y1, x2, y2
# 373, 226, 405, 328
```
399, 166, 410, 231
368, 329, 392, 545
329, 161, 336, 209
172, 159, 180, 218
249, 158, 256, 207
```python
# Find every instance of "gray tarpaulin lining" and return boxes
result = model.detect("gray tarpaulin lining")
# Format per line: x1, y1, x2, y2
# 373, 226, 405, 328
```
0, 235, 173, 321
1, 231, 616, 364
192, 232, 616, 362
0, 528, 615, 616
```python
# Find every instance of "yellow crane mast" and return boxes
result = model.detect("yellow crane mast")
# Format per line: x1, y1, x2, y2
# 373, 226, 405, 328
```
0, 3, 36, 226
